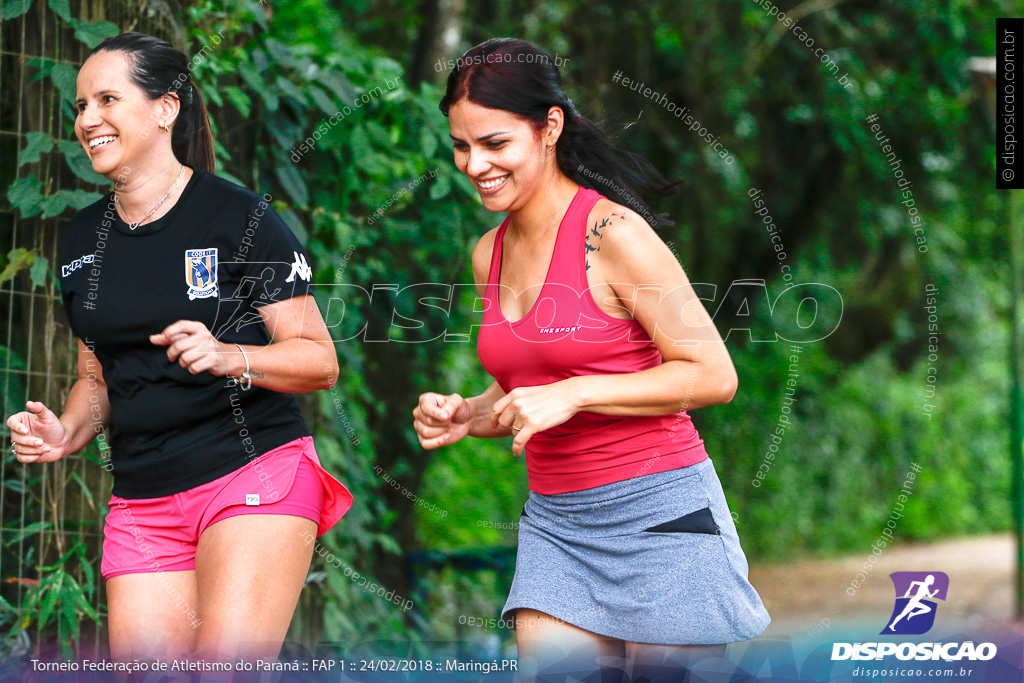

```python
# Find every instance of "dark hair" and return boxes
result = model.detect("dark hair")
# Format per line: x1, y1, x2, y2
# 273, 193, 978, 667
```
440, 37, 677, 228
86, 32, 216, 172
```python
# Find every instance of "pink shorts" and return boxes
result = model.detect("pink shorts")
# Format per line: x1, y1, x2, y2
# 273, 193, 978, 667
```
101, 436, 354, 581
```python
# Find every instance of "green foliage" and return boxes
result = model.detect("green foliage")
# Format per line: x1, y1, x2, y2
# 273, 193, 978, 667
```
715, 323, 1009, 561
47, 0, 118, 47
7, 177, 44, 217
7, 172, 98, 219
335, 0, 1011, 645
0, 346, 28, 423
3, 0, 1010, 653
18, 132, 53, 165
0, 248, 51, 289
1, 0, 33, 20
3, 540, 99, 660
171, 0, 491, 642
57, 141, 110, 185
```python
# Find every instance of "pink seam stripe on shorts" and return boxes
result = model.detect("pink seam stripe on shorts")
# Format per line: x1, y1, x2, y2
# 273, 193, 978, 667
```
100, 436, 354, 580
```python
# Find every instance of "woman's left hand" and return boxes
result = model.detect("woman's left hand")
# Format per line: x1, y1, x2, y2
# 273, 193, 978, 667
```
490, 380, 581, 457
150, 320, 236, 377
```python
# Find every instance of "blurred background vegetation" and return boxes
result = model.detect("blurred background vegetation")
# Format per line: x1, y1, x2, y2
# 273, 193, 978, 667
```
0, 0, 1012, 663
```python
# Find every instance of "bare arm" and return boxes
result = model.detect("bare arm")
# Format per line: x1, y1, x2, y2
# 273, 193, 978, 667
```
152, 294, 339, 394
488, 201, 739, 456
412, 227, 516, 450
566, 200, 738, 415
238, 294, 339, 392
8, 338, 111, 463
465, 227, 514, 438
466, 380, 513, 439
57, 338, 111, 453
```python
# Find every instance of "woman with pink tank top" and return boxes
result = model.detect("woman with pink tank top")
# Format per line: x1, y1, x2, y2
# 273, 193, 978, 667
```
413, 38, 770, 680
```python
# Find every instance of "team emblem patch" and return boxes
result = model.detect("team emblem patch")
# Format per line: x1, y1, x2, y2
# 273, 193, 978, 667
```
185, 248, 218, 300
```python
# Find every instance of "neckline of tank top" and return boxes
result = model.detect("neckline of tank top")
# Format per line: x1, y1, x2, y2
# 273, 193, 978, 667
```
106, 166, 203, 236
493, 184, 589, 327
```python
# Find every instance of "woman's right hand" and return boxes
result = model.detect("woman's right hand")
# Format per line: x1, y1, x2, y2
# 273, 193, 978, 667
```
413, 392, 473, 449
6, 400, 71, 463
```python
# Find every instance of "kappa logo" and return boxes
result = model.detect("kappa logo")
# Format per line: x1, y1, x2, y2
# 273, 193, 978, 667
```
185, 248, 218, 300
285, 251, 312, 283
61, 253, 95, 277
881, 571, 949, 635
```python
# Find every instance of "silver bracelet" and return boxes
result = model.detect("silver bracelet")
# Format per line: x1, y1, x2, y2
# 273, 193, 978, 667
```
232, 342, 252, 390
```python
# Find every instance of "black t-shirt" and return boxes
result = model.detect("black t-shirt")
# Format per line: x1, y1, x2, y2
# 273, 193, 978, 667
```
58, 168, 316, 498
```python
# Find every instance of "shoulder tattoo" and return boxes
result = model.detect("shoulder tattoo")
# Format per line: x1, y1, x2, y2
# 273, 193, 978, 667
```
585, 211, 628, 271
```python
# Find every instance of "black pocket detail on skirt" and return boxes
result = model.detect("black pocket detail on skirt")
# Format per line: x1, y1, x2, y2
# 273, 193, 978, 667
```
643, 506, 720, 535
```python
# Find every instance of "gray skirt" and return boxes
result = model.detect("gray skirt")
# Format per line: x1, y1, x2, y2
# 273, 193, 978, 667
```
501, 457, 771, 645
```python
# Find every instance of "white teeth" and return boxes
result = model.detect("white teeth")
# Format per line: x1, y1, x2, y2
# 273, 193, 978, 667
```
89, 135, 117, 149
479, 175, 508, 189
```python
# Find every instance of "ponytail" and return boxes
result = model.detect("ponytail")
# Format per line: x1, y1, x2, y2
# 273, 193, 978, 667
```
554, 114, 677, 228
86, 32, 216, 172
171, 81, 216, 172
440, 37, 677, 228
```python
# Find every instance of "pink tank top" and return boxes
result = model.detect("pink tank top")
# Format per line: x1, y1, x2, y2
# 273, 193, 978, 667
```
476, 185, 709, 494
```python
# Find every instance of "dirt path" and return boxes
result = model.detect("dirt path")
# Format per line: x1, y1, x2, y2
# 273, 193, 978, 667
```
748, 533, 1021, 639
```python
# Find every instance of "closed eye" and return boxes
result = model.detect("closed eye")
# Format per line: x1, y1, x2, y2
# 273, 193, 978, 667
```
452, 141, 507, 151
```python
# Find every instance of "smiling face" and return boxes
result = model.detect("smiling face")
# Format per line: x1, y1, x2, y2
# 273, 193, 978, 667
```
74, 50, 178, 179
448, 98, 561, 213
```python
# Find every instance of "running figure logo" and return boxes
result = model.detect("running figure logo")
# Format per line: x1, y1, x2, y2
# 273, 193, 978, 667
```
881, 571, 949, 635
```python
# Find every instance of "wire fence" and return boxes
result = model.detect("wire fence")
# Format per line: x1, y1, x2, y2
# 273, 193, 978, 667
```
0, 0, 187, 662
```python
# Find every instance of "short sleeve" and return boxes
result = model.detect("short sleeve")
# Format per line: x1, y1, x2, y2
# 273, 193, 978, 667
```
56, 223, 78, 334
243, 195, 314, 307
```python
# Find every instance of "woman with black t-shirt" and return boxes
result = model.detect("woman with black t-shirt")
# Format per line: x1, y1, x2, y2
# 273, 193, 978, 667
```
5, 33, 353, 670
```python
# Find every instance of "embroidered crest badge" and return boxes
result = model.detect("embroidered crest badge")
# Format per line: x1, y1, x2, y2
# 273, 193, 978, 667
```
185, 248, 218, 300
